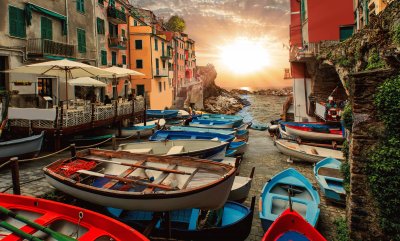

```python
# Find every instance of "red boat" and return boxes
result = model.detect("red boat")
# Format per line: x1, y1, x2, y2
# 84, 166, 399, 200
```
0, 193, 149, 241
262, 209, 326, 241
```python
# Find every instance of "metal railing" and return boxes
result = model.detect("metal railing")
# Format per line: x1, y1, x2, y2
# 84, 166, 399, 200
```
27, 39, 75, 58
107, 7, 127, 23
289, 41, 339, 62
108, 35, 127, 49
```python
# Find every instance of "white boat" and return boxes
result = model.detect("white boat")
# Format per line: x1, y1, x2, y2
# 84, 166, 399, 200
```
120, 119, 166, 137
118, 139, 228, 161
228, 167, 255, 203
285, 125, 344, 142
275, 139, 344, 163
278, 124, 296, 140
43, 148, 236, 211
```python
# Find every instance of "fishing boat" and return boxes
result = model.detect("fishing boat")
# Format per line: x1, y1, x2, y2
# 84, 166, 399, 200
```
106, 197, 255, 241
43, 148, 236, 211
285, 124, 344, 142
196, 114, 243, 127
279, 121, 332, 129
146, 110, 179, 119
261, 209, 326, 241
225, 149, 237, 157
275, 139, 344, 163
149, 130, 235, 143
120, 119, 166, 138
118, 139, 228, 161
250, 123, 268, 131
0, 131, 44, 164
314, 157, 346, 203
0, 193, 149, 241
189, 119, 235, 129
229, 167, 255, 203
259, 168, 320, 231
169, 126, 249, 140
236, 129, 249, 141
228, 141, 248, 155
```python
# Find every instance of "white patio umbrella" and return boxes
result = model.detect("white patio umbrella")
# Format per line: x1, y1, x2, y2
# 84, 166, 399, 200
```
68, 77, 107, 87
6, 59, 113, 108
99, 66, 145, 97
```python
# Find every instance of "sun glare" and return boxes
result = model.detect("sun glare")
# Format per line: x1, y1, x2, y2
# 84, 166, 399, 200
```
219, 38, 271, 74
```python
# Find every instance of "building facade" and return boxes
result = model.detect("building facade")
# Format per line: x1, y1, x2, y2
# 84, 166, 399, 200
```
354, 0, 394, 31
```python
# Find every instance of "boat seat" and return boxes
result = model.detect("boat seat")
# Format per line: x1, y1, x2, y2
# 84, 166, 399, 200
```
266, 193, 312, 220
167, 146, 185, 155
318, 167, 343, 179
129, 148, 153, 154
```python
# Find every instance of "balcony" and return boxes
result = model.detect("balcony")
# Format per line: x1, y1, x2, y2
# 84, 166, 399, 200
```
154, 69, 168, 78
27, 39, 75, 59
107, 7, 126, 24
161, 52, 172, 60
108, 35, 127, 50
289, 41, 339, 62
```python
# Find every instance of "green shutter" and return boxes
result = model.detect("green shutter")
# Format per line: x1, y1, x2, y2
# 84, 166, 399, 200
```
109, 0, 115, 7
9, 6, 26, 38
301, 0, 306, 23
98, 0, 104, 5
77, 29, 86, 53
112, 51, 117, 65
122, 55, 126, 65
101, 50, 107, 65
41, 17, 53, 40
97, 18, 104, 34
122, 29, 126, 37
77, 0, 85, 12
155, 39, 158, 51
340, 26, 354, 41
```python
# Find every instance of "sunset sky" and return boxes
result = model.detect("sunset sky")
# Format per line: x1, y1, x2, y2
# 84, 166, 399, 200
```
131, 0, 291, 90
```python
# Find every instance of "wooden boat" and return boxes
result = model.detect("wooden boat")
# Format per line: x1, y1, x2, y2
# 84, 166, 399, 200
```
197, 114, 243, 127
275, 139, 344, 163
146, 110, 179, 119
189, 119, 235, 129
43, 148, 236, 211
120, 119, 166, 138
228, 141, 247, 155
0, 131, 44, 163
169, 126, 249, 140
262, 209, 326, 241
278, 124, 295, 140
0, 193, 149, 241
229, 167, 255, 203
118, 139, 228, 161
250, 123, 268, 131
149, 130, 235, 143
259, 168, 320, 231
106, 197, 255, 241
225, 149, 237, 157
314, 157, 346, 203
285, 124, 344, 142
279, 121, 331, 129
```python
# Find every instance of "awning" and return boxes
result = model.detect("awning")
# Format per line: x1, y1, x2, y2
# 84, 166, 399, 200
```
25, 3, 68, 35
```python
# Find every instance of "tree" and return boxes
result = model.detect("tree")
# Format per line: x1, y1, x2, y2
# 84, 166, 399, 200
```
165, 15, 186, 33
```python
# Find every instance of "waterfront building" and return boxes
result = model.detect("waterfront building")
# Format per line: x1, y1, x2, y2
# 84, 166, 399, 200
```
128, 13, 173, 109
182, 34, 196, 85
287, 0, 353, 122
354, 0, 395, 31
174, 33, 186, 95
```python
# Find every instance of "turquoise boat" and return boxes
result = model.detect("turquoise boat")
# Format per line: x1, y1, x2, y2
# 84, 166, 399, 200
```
149, 130, 235, 143
228, 141, 247, 155
189, 119, 235, 129
314, 157, 346, 203
259, 168, 320, 231
250, 123, 268, 131
146, 110, 179, 119
169, 126, 249, 140
197, 114, 243, 127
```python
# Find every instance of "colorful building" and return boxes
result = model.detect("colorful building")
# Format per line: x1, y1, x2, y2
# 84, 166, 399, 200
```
354, 0, 394, 31
183, 34, 196, 84
288, 0, 354, 122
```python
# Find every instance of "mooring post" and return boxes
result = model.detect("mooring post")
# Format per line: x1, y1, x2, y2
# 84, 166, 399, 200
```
112, 135, 117, 150
70, 143, 76, 157
10, 157, 21, 195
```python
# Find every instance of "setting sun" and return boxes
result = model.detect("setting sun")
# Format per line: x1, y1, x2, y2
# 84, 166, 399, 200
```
219, 38, 271, 74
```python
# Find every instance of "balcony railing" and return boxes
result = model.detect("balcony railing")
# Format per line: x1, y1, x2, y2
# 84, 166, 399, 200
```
108, 35, 127, 49
154, 69, 168, 77
107, 7, 126, 24
27, 39, 75, 58
289, 41, 339, 62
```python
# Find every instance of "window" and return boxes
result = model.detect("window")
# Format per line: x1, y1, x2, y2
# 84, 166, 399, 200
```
134, 20, 138, 26
163, 82, 166, 91
122, 55, 126, 65
135, 40, 142, 49
38, 78, 53, 97
158, 82, 162, 92
155, 39, 158, 51
340, 26, 354, 42
155, 58, 159, 75
77, 29, 86, 53
162, 60, 166, 69
97, 18, 105, 34
111, 51, 117, 66
161, 42, 165, 55
98, 0, 104, 5
122, 29, 126, 38
41, 17, 52, 40
109, 23, 118, 37
77, 0, 85, 13
9, 6, 26, 38
101, 51, 107, 65
136, 60, 143, 69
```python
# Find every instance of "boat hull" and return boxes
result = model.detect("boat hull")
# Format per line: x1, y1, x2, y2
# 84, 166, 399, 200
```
120, 125, 156, 138
314, 157, 346, 203
149, 130, 235, 143
228, 176, 252, 203
285, 125, 344, 142
189, 122, 234, 129
146, 110, 179, 119
0, 131, 44, 163
228, 141, 248, 155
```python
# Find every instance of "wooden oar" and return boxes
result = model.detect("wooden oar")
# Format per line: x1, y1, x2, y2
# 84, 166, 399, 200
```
0, 221, 43, 241
76, 170, 177, 190
0, 206, 77, 241
80, 157, 191, 175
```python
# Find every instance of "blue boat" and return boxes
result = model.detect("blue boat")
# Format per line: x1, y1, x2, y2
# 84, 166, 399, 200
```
314, 157, 346, 203
120, 124, 157, 138
197, 114, 243, 128
149, 130, 235, 143
107, 197, 255, 241
259, 168, 320, 231
250, 123, 268, 131
146, 110, 179, 119
189, 119, 235, 129
225, 149, 237, 157
170, 126, 235, 135
228, 141, 247, 155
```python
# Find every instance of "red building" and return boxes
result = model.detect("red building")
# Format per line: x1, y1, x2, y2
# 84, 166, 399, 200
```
288, 0, 354, 122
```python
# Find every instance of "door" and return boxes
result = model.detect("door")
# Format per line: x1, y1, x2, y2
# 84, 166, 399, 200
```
41, 17, 53, 40
38, 78, 53, 97
112, 51, 117, 66
0, 56, 7, 91
136, 85, 145, 97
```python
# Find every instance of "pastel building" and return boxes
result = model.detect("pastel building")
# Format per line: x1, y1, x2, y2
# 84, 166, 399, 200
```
354, 0, 395, 31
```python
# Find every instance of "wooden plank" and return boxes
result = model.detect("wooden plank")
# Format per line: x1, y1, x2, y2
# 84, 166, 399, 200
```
143, 164, 177, 194
181, 168, 199, 190
102, 160, 146, 189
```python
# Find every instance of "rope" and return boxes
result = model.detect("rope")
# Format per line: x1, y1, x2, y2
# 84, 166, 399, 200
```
17, 146, 71, 163
75, 137, 112, 149
115, 133, 139, 140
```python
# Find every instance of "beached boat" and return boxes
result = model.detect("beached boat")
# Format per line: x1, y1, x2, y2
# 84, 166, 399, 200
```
169, 126, 249, 140
275, 139, 344, 163
106, 197, 255, 241
43, 148, 236, 211
71, 134, 113, 146
0, 193, 149, 241
261, 209, 326, 241
285, 124, 344, 142
120, 119, 166, 138
225, 149, 237, 157
229, 167, 255, 203
118, 139, 228, 161
314, 157, 346, 203
228, 141, 248, 155
250, 123, 268, 131
149, 130, 235, 143
197, 114, 243, 127
189, 119, 235, 129
0, 131, 44, 163
259, 168, 320, 231
279, 121, 331, 129
146, 110, 179, 119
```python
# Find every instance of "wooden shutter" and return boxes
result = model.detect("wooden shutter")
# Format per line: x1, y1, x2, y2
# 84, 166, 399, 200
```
101, 51, 107, 65
41, 17, 53, 40
112, 52, 116, 65
78, 29, 86, 53
122, 55, 126, 65
9, 6, 26, 38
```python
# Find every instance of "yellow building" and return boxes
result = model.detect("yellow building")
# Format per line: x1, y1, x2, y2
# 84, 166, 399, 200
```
128, 17, 173, 110
368, 0, 393, 15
